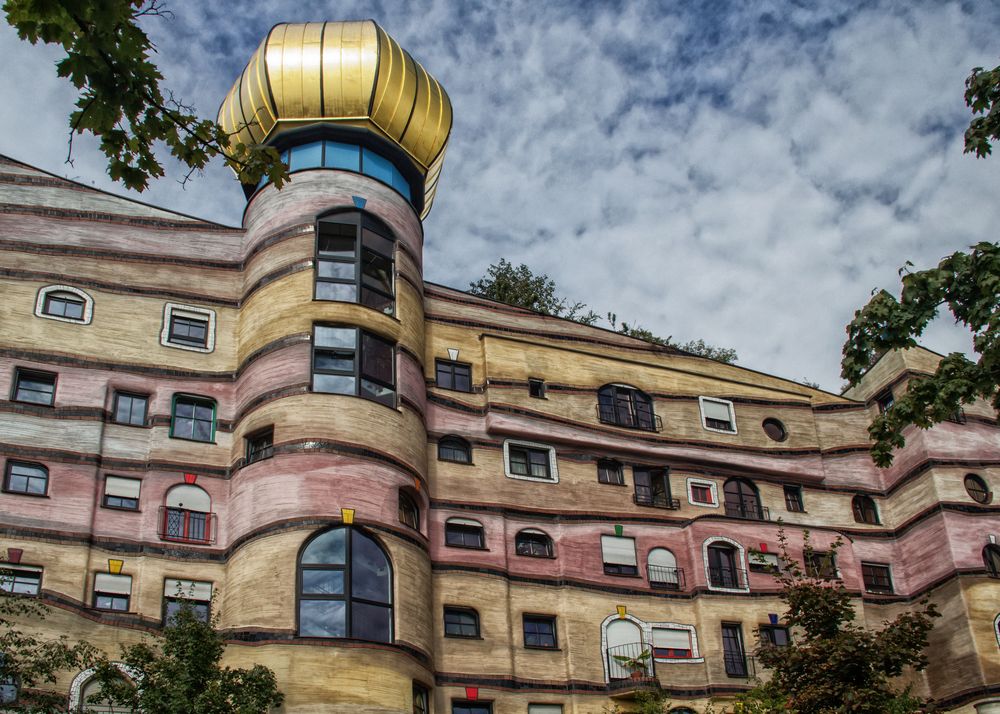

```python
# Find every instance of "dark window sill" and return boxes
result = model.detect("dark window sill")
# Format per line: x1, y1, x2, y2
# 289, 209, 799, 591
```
603, 570, 641, 578
444, 634, 484, 640
524, 645, 561, 651
438, 458, 474, 466
598, 481, 627, 487
434, 386, 473, 394
310, 296, 399, 322
12, 400, 53, 407
111, 422, 151, 429
515, 553, 556, 559
445, 544, 489, 551
168, 435, 216, 444
101, 505, 140, 513
1, 490, 49, 498
309, 389, 399, 411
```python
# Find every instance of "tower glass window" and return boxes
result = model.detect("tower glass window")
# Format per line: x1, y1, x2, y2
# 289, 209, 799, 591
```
312, 326, 396, 407
597, 384, 657, 430
315, 212, 395, 315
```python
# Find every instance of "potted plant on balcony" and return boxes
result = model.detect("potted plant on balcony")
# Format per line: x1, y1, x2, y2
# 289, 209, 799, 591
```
612, 649, 651, 680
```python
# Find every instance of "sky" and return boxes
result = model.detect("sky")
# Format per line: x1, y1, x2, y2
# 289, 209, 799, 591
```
1, 0, 998, 391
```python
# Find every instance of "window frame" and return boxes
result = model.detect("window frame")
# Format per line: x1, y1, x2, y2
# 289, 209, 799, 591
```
11, 368, 56, 407
721, 622, 749, 677
412, 682, 430, 714
438, 436, 472, 464
398, 490, 420, 530
169, 394, 217, 443
3, 460, 49, 497
444, 519, 486, 550
860, 562, 894, 594
698, 396, 737, 434
443, 606, 481, 638
245, 427, 275, 464
597, 383, 658, 431
875, 389, 895, 414
634, 466, 674, 508
528, 378, 546, 399
965, 473, 992, 504
601, 534, 638, 576
314, 210, 396, 315
435, 359, 472, 392
35, 285, 93, 324
452, 702, 492, 714
0, 564, 42, 596
160, 303, 216, 353
704, 537, 749, 592
102, 475, 141, 511
783, 485, 804, 512
852, 494, 880, 525
92, 573, 132, 612
983, 544, 1000, 577
597, 459, 624, 485
312, 325, 397, 408
515, 530, 554, 558
522, 614, 558, 649
748, 550, 779, 574
651, 626, 694, 659
761, 417, 787, 442
503, 440, 558, 483
759, 624, 790, 647
804, 550, 838, 579
162, 578, 212, 625
112, 391, 148, 427
687, 478, 718, 507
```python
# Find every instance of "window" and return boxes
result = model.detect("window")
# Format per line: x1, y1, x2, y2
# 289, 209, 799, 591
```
93, 573, 131, 611
438, 436, 472, 464
861, 562, 894, 594
721, 623, 748, 677
505, 442, 556, 481
748, 551, 778, 573
784, 485, 804, 512
597, 384, 657, 430
245, 427, 274, 464
298, 526, 393, 641
759, 625, 790, 647
687, 478, 717, 506
528, 378, 546, 398
78, 672, 136, 713
170, 395, 216, 442
453, 703, 491, 714
652, 627, 692, 658
113, 392, 148, 427
965, 473, 991, 504
160, 303, 216, 352
852, 495, 880, 524
0, 653, 15, 705
723, 478, 766, 520
312, 325, 396, 407
35, 285, 93, 324
412, 683, 429, 714
315, 211, 395, 314
103, 476, 140, 510
515, 530, 553, 558
805, 551, 838, 579
11, 369, 55, 406
699, 396, 736, 433
444, 607, 480, 638
398, 490, 420, 530
3, 461, 48, 496
163, 578, 211, 623
445, 518, 485, 549
529, 706, 563, 714
601, 535, 638, 576
648, 548, 682, 589
0, 565, 41, 595
597, 459, 624, 485
875, 389, 894, 414
160, 484, 214, 544
984, 544, 1000, 577
707, 542, 744, 589
435, 359, 471, 392
762, 418, 787, 442
634, 467, 675, 508
265, 141, 413, 200
523, 615, 557, 648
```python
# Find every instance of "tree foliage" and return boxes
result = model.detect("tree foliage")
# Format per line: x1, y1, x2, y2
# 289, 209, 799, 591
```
3, 0, 287, 190
965, 62, 1000, 158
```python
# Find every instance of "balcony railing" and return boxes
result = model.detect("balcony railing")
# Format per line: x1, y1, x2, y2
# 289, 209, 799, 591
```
724, 501, 770, 521
724, 652, 755, 678
633, 492, 680, 510
708, 566, 747, 589
158, 507, 217, 545
648, 564, 685, 590
606, 642, 658, 690
596, 405, 663, 432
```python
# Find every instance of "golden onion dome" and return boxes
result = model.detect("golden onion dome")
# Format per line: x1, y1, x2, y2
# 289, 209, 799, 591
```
218, 21, 452, 218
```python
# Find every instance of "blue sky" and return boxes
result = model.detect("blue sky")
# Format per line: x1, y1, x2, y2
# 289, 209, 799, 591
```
1, 0, 998, 390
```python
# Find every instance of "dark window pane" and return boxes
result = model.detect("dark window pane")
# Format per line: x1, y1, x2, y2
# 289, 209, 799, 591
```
316, 282, 358, 301
315, 350, 355, 372
313, 374, 356, 394
352, 532, 392, 604
524, 617, 556, 647
360, 379, 396, 407
165, 599, 210, 624
13, 371, 55, 405
360, 287, 395, 314
445, 609, 479, 637
317, 260, 356, 280
301, 528, 346, 564
114, 393, 147, 426
361, 227, 393, 257
351, 601, 392, 642
361, 334, 394, 384
301, 569, 345, 596
439, 439, 471, 463
361, 250, 393, 294
299, 600, 346, 637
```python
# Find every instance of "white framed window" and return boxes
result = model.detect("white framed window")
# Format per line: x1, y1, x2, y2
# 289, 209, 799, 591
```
529, 706, 563, 714
35, 285, 94, 324
160, 303, 216, 353
163, 578, 213, 623
699, 396, 737, 434
687, 477, 718, 507
652, 626, 696, 660
503, 440, 559, 483
703, 536, 750, 593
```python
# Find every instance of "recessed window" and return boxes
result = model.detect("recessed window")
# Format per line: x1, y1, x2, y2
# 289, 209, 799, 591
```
601, 535, 638, 576
762, 418, 787, 442
852, 495, 880, 525
634, 467, 675, 508
245, 427, 274, 464
597, 384, 658, 430
724, 478, 766, 520
11, 368, 55, 406
652, 627, 692, 658
721, 623, 748, 677
163, 578, 212, 624
412, 683, 429, 714
0, 565, 42, 596
965, 473, 991, 504
435, 359, 471, 392
453, 702, 492, 714
503, 441, 558, 482
93, 573, 131, 611
113, 392, 148, 427
687, 478, 717, 507
438, 436, 472, 464
160, 303, 216, 353
444, 607, 480, 638
35, 285, 93, 324
707, 541, 746, 590
983, 544, 1000, 577
528, 378, 546, 398
875, 389, 895, 414
529, 706, 563, 714
398, 490, 420, 530
759, 625, 790, 647
445, 518, 485, 549
748, 551, 779, 573
597, 459, 624, 485
699, 397, 737, 433
648, 547, 683, 589
3, 461, 48, 496
861, 562, 893, 594
783, 485, 804, 512
805, 551, 838, 579
102, 476, 140, 510
313, 325, 396, 407
170, 395, 216, 442
159, 484, 215, 544
315, 211, 395, 315
515, 530, 553, 558
523, 615, 557, 649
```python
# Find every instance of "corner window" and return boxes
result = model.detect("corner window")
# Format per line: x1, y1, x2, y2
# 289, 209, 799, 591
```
35, 285, 93, 324
597, 459, 624, 485
163, 578, 212, 624
159, 484, 214, 544
652, 627, 692, 658
515, 530, 553, 558
312, 325, 396, 407
412, 683, 429, 714
102, 476, 140, 510
634, 467, 675, 508
528, 378, 546, 398
398, 490, 420, 530
597, 384, 658, 430
435, 359, 471, 392
160, 303, 216, 353
0, 565, 42, 596
11, 368, 55, 406
965, 473, 991, 504
438, 436, 472, 464
783, 485, 804, 512
3, 461, 48, 496
93, 573, 131, 611
503, 441, 558, 482
170, 395, 216, 442
601, 535, 638, 576
315, 211, 395, 315
245, 427, 274, 464
861, 562, 893, 594
687, 478, 718, 507
444, 607, 480, 638
112, 392, 148, 427
852, 495, 880, 525
699, 396, 737, 433
523, 615, 557, 649
445, 518, 485, 549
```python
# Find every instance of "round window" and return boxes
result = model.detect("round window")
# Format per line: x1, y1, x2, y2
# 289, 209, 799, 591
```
964, 473, 991, 504
762, 418, 787, 442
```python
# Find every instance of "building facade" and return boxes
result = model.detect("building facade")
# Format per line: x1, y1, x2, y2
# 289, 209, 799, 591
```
1, 19, 999, 714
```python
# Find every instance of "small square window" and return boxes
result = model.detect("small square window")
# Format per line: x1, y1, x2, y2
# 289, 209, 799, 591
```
597, 459, 624, 485
113, 392, 148, 427
784, 485, 804, 512
748, 551, 779, 573
0, 565, 42, 596
687, 479, 717, 506
435, 359, 472, 392
12, 369, 55, 406
160, 303, 216, 353
169, 315, 208, 348
171, 395, 216, 442
523, 615, 557, 649
444, 607, 480, 638
504, 441, 558, 482
245, 427, 274, 464
528, 379, 546, 398
103, 476, 140, 510
759, 625, 790, 647
3, 461, 48, 496
445, 520, 485, 549
699, 397, 736, 433
163, 578, 212, 624
861, 562, 893, 594
93, 573, 131, 611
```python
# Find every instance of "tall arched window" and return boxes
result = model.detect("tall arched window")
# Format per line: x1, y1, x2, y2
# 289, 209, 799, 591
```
160, 484, 214, 544
648, 547, 682, 590
597, 384, 657, 431
315, 211, 395, 315
984, 544, 1000, 578
298, 526, 393, 642
852, 495, 880, 525
723, 478, 765, 520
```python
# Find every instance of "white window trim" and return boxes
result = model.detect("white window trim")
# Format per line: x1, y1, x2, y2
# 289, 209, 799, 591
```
34, 285, 94, 324
994, 613, 1000, 649
649, 622, 703, 663
599, 612, 703, 683
68, 662, 140, 710
703, 536, 750, 593
698, 396, 738, 434
686, 477, 719, 507
160, 302, 216, 353
502, 439, 559, 483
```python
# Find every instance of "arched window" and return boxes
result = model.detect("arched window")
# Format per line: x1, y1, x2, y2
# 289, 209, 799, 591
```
648, 547, 682, 590
68, 663, 138, 712
438, 436, 471, 464
723, 478, 765, 520
852, 495, 880, 525
515, 529, 553, 558
298, 526, 393, 642
398, 490, 420, 530
706, 541, 745, 589
597, 384, 657, 431
445, 518, 485, 549
315, 211, 395, 315
984, 545, 1000, 578
160, 484, 214, 544
35, 285, 94, 324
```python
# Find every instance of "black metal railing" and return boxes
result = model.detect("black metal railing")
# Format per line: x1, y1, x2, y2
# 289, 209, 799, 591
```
708, 566, 747, 589
633, 492, 680, 510
723, 653, 755, 678
596, 405, 663, 432
606, 642, 658, 687
724, 501, 770, 521
158, 507, 217, 544
648, 564, 684, 590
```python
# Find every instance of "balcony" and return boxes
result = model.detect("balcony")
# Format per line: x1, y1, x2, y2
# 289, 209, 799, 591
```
158, 507, 217, 545
606, 642, 659, 697
724, 501, 770, 521
596, 405, 663, 432
633, 492, 680, 510
648, 564, 684, 590
708, 566, 747, 589
724, 653, 756, 678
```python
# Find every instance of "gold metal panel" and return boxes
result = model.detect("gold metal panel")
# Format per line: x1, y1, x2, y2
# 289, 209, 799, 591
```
321, 21, 377, 118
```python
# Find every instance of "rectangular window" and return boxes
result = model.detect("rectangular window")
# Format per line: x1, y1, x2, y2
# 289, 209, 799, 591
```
861, 562, 894, 594
443, 607, 480, 638
748, 551, 779, 573
163, 578, 212, 623
12, 369, 55, 406
315, 214, 396, 315
528, 379, 546, 398
170, 395, 216, 442
93, 573, 131, 611
601, 535, 638, 576
113, 392, 148, 427
690, 483, 714, 505
721, 623, 748, 677
507, 444, 553, 480
876, 389, 894, 414
759, 625, 790, 647
445, 521, 485, 549
633, 467, 674, 508
3, 461, 48, 496
805, 551, 838, 579
528, 706, 563, 714
652, 627, 693, 658
103, 476, 140, 510
452, 703, 492, 714
245, 427, 274, 464
412, 683, 430, 714
161, 304, 216, 352
597, 459, 624, 485
0, 565, 42, 596
784, 485, 804, 512
313, 326, 396, 407
523, 615, 557, 649
168, 314, 208, 348
699, 396, 736, 433
435, 359, 472, 392
43, 291, 84, 319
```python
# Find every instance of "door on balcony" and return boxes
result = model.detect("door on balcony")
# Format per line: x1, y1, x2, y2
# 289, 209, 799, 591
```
723, 478, 762, 519
605, 618, 643, 680
634, 468, 670, 508
647, 547, 680, 589
707, 543, 739, 588
721, 623, 748, 677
